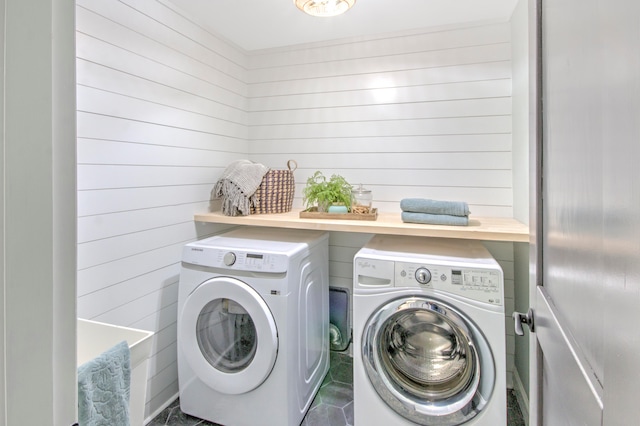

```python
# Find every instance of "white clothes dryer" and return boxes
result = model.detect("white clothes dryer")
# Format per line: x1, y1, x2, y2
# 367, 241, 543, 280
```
353, 235, 506, 426
178, 227, 329, 426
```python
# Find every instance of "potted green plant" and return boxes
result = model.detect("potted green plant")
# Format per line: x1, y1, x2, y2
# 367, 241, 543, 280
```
303, 171, 353, 213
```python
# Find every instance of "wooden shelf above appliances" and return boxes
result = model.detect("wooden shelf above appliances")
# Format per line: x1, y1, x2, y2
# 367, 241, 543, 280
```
194, 209, 529, 243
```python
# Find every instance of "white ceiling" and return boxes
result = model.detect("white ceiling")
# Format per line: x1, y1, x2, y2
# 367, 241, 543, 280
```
166, 0, 520, 51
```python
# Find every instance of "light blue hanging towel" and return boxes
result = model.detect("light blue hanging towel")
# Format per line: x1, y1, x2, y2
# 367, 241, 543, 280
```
78, 340, 131, 426
400, 198, 470, 217
401, 211, 469, 226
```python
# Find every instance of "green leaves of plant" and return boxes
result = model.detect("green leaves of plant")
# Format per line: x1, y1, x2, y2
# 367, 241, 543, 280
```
303, 171, 353, 212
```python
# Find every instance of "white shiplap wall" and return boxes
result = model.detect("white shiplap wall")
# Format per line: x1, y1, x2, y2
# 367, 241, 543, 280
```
247, 23, 513, 217
76, 4, 519, 422
75, 0, 245, 418
246, 22, 516, 385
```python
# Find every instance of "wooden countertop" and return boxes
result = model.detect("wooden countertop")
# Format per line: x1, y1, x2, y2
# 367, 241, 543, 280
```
194, 209, 529, 243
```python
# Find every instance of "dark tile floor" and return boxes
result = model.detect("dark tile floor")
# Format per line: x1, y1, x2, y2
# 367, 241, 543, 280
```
149, 352, 525, 426
301, 352, 354, 426
507, 389, 527, 426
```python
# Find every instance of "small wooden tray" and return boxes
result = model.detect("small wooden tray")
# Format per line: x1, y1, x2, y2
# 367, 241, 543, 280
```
299, 207, 378, 221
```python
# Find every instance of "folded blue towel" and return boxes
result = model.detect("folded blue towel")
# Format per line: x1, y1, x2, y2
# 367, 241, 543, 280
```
78, 341, 131, 426
401, 211, 469, 226
400, 198, 470, 217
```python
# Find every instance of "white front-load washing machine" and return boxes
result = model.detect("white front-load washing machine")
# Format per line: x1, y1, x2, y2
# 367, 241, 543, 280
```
178, 227, 329, 426
353, 235, 506, 426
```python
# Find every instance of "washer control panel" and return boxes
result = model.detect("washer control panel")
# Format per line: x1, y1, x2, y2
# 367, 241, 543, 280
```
395, 261, 503, 306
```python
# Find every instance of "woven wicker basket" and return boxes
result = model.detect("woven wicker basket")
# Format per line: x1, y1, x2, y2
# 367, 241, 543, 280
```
251, 160, 297, 214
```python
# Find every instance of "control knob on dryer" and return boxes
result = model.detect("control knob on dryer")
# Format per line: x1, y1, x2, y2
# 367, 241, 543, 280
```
223, 252, 237, 266
415, 267, 432, 284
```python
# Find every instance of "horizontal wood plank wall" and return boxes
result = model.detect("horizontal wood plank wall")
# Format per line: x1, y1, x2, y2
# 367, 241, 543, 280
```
76, 8, 520, 421
246, 23, 517, 383
246, 22, 513, 217
75, 0, 247, 418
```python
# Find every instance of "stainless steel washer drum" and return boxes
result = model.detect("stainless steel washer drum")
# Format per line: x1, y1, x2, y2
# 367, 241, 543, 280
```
362, 296, 495, 426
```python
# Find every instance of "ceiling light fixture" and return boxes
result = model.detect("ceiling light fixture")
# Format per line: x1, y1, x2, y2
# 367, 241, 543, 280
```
294, 0, 356, 17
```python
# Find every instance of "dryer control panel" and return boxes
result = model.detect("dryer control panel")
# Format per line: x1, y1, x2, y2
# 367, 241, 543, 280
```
182, 246, 289, 273
395, 262, 503, 306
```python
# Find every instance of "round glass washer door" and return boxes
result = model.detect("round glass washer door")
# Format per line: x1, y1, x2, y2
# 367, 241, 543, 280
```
362, 296, 494, 426
179, 277, 278, 395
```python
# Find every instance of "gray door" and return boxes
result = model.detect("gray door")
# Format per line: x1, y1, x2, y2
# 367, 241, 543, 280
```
534, 0, 640, 424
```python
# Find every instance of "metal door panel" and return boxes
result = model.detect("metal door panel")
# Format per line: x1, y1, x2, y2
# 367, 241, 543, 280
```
535, 0, 608, 423
527, 0, 640, 424
541, 0, 605, 383
536, 287, 602, 425
598, 0, 640, 423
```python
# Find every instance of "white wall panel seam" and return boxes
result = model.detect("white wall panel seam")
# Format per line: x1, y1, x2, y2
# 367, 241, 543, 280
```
249, 133, 512, 141
248, 115, 512, 126
250, 134, 512, 154
130, 302, 179, 332
145, 362, 178, 401
155, 0, 248, 64
248, 80, 512, 112
76, 112, 250, 150
77, 186, 216, 217
77, 262, 181, 298
145, 341, 178, 378
247, 40, 510, 73
77, 58, 247, 117
249, 93, 512, 113
75, 2, 247, 83
76, 33, 247, 103
247, 57, 512, 85
144, 324, 178, 359
249, 41, 511, 73
246, 43, 511, 80
77, 206, 216, 244
248, 62, 512, 97
77, 270, 179, 311
117, 0, 248, 71
247, 22, 510, 66
77, 84, 246, 129
77, 140, 243, 167
77, 239, 195, 272
248, 100, 513, 125
78, 281, 179, 321
77, 219, 198, 244
80, 296, 179, 329
78, 144, 237, 161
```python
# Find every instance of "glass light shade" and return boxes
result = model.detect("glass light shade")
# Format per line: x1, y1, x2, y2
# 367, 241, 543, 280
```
294, 0, 356, 17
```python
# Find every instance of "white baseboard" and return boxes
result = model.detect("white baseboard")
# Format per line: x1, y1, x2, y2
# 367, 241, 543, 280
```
512, 369, 530, 426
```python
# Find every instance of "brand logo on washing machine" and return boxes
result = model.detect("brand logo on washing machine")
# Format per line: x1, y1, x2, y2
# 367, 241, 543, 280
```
357, 260, 376, 269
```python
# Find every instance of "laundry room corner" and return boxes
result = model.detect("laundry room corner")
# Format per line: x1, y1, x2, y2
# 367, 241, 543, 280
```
74, 0, 530, 423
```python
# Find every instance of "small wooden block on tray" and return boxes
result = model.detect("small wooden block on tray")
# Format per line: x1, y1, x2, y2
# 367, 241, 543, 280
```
299, 207, 378, 221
